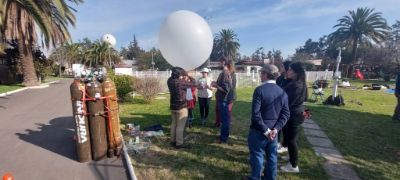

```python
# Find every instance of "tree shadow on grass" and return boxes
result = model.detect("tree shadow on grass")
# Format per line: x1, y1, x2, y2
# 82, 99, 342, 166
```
121, 112, 250, 179
308, 105, 400, 179
124, 101, 328, 179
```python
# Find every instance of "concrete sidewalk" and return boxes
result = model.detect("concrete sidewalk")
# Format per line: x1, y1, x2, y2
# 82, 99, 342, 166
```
0, 79, 129, 180
302, 119, 360, 180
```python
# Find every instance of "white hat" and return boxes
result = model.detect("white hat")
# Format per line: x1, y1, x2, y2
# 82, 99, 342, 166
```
200, 68, 210, 73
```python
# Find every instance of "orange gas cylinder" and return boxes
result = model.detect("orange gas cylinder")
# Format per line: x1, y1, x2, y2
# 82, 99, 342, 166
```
102, 77, 123, 157
70, 79, 92, 162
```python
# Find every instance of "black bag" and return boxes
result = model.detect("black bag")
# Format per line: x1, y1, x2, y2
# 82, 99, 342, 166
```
323, 95, 345, 106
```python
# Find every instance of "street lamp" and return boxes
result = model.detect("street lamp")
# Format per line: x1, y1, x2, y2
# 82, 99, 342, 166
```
332, 47, 342, 98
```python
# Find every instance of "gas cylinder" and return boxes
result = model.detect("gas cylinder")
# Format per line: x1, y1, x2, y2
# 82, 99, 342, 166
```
86, 79, 108, 161
70, 79, 92, 162
102, 77, 123, 157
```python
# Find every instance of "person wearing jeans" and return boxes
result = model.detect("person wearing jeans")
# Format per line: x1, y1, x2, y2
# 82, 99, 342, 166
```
212, 57, 236, 143
248, 129, 278, 180
248, 65, 289, 180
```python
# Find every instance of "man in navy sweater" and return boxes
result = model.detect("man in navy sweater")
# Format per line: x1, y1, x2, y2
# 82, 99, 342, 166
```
248, 64, 290, 180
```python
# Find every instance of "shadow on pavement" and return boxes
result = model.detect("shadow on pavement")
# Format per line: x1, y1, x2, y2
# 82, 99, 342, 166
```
16, 116, 76, 161
16, 116, 130, 180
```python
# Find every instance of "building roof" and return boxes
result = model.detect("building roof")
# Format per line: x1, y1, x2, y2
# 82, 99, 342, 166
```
235, 60, 264, 66
307, 59, 323, 66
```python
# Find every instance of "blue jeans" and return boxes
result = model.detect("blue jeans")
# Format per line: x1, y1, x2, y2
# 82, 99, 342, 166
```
248, 129, 278, 180
218, 101, 230, 142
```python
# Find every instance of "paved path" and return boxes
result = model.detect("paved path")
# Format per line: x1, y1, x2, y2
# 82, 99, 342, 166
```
0, 79, 129, 180
302, 119, 360, 180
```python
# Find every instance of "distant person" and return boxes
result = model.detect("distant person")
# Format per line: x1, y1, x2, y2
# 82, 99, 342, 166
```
393, 72, 400, 122
280, 62, 308, 173
197, 68, 213, 125
248, 64, 290, 180
167, 67, 196, 149
212, 57, 236, 143
276, 61, 291, 154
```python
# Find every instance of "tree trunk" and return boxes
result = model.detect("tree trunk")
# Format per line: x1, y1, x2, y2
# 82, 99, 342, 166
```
351, 38, 358, 63
18, 34, 39, 87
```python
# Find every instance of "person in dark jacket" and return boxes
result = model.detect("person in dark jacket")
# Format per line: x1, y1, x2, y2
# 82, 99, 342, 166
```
248, 64, 290, 180
212, 57, 236, 143
167, 67, 196, 148
276, 61, 291, 153
393, 72, 400, 121
276, 61, 291, 88
280, 62, 308, 173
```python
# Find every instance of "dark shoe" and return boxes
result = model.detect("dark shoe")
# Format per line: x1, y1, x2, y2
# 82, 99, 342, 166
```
215, 123, 221, 128
188, 122, 193, 128
215, 138, 227, 144
170, 142, 176, 147
175, 144, 191, 149
200, 118, 205, 125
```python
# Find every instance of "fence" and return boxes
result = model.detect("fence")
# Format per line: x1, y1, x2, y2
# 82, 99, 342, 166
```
116, 70, 339, 93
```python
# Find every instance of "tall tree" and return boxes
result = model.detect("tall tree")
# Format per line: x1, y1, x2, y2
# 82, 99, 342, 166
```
215, 29, 240, 61
329, 7, 390, 63
251, 47, 266, 61
0, 0, 83, 86
120, 34, 145, 60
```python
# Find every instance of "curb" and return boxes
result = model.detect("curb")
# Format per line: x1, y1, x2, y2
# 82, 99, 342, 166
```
0, 80, 60, 97
122, 135, 137, 180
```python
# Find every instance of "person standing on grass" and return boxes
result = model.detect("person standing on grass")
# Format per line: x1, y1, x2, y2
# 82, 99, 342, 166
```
167, 67, 196, 149
276, 61, 291, 154
212, 57, 236, 143
280, 62, 308, 173
393, 71, 400, 122
186, 84, 197, 128
248, 64, 290, 180
197, 68, 213, 125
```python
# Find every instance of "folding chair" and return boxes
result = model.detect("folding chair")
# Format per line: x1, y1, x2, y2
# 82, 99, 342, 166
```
310, 84, 324, 102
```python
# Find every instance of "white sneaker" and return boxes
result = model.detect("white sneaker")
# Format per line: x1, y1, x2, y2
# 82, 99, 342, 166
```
280, 163, 299, 173
277, 146, 288, 154
281, 155, 289, 161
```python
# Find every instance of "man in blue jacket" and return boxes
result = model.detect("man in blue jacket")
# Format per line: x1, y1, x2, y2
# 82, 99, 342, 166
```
248, 64, 290, 180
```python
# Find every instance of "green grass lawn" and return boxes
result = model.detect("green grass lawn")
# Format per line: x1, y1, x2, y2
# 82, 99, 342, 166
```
0, 76, 65, 94
120, 87, 327, 179
307, 79, 400, 180
0, 84, 23, 94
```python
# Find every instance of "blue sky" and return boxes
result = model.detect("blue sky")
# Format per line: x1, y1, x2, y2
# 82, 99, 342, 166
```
69, 0, 399, 58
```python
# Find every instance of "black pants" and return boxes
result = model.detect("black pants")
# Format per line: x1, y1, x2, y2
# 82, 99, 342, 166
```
188, 109, 194, 120
282, 113, 304, 167
198, 97, 211, 119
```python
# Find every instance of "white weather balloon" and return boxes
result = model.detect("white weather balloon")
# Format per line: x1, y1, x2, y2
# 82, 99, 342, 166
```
159, 10, 213, 70
101, 34, 116, 47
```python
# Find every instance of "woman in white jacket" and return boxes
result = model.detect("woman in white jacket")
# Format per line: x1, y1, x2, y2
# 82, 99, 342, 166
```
197, 68, 213, 125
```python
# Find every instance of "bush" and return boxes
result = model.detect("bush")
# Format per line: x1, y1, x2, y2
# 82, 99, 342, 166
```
133, 77, 162, 103
113, 75, 133, 101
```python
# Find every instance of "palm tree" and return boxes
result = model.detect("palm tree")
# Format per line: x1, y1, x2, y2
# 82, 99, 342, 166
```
329, 7, 390, 63
215, 29, 240, 61
85, 41, 120, 67
0, 0, 82, 86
